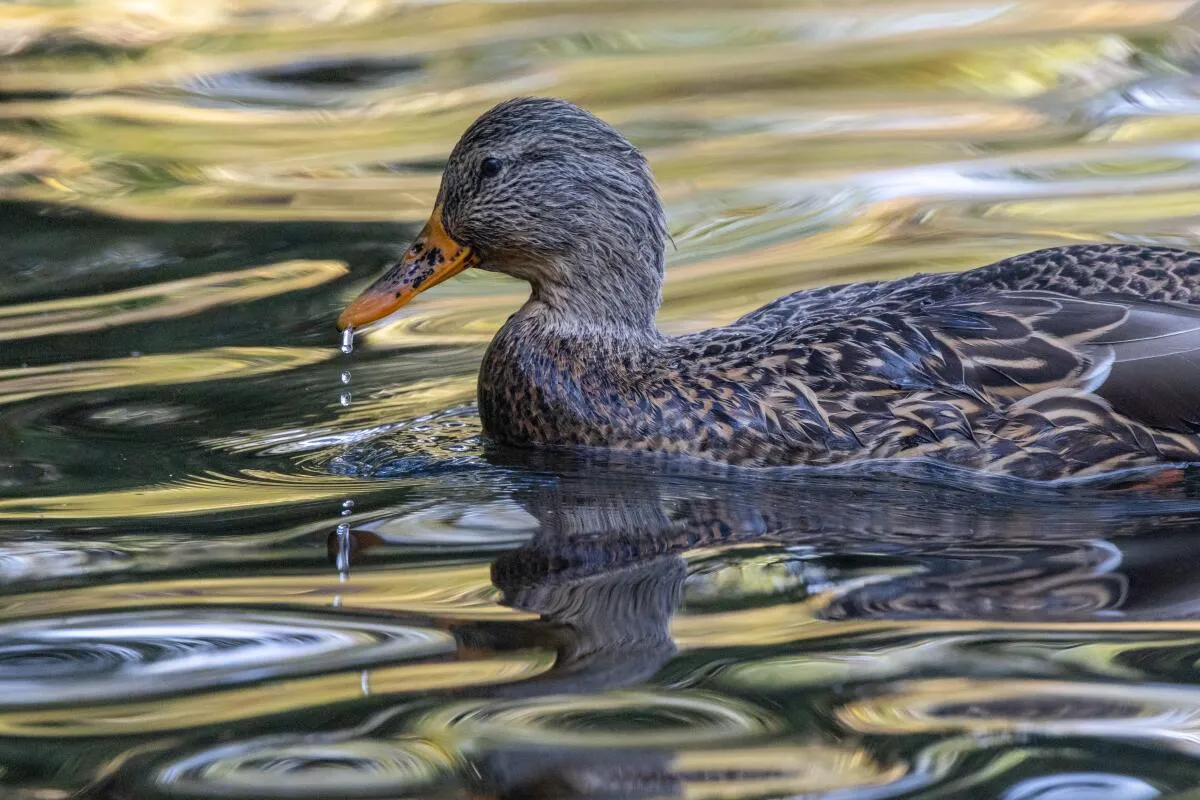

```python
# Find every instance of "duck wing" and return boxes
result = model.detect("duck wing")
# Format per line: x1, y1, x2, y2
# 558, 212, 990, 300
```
922, 290, 1200, 433
732, 280, 886, 329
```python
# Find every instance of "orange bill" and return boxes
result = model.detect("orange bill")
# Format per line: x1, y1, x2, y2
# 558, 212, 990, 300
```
337, 205, 478, 330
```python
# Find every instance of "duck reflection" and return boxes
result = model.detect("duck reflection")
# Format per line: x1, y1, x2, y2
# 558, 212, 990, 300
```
355, 452, 1200, 629
316, 452, 1200, 798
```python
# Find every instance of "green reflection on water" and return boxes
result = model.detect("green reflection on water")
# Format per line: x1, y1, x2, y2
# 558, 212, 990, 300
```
2, 0, 1200, 797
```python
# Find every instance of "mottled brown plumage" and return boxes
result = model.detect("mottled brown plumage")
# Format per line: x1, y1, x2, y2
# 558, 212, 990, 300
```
340, 98, 1200, 481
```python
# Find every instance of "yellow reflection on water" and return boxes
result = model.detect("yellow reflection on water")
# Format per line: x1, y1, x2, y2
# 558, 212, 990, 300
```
0, 260, 347, 342
674, 744, 907, 799
0, 564, 535, 621
673, 608, 1200, 650
837, 677, 1200, 746
0, 470, 389, 519
0, 347, 332, 406
0, 653, 553, 737
1, 0, 1195, 226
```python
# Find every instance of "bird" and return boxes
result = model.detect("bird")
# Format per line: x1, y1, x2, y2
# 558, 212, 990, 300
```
338, 97, 1200, 481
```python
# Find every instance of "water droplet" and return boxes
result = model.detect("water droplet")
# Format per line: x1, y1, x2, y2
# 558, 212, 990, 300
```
341, 499, 355, 516
340, 370, 351, 385
339, 392, 352, 407
340, 326, 355, 355
334, 522, 351, 573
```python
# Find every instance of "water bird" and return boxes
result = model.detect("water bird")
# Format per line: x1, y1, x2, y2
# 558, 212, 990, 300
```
339, 97, 1200, 481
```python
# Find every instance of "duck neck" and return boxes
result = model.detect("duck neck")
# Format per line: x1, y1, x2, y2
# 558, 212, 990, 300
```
527, 250, 665, 340
480, 255, 667, 447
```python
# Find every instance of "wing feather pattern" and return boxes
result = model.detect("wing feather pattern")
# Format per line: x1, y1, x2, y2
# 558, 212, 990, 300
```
920, 290, 1200, 433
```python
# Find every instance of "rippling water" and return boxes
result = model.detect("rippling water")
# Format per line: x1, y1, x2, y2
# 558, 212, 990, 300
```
5, 1, 1200, 797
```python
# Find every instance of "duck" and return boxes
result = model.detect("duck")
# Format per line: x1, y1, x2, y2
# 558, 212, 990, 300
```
339, 97, 1200, 481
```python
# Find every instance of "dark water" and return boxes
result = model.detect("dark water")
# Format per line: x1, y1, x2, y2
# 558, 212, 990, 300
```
6, 1, 1200, 797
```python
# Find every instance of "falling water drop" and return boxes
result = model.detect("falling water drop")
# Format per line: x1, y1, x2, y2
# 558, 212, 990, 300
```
334, 323, 357, 588
335, 522, 351, 575
335, 324, 357, 586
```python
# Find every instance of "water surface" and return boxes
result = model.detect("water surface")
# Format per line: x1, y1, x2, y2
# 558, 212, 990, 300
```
4, 1, 1200, 797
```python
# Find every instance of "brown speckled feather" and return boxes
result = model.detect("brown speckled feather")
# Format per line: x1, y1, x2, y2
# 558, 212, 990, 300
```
480, 243, 1200, 480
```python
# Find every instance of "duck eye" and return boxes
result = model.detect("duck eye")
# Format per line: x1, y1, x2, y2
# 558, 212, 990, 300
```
480, 157, 503, 179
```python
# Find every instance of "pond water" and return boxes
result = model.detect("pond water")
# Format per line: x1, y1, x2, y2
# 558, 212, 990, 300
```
5, 1, 1200, 797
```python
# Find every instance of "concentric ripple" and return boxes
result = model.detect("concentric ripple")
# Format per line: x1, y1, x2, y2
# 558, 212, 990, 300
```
1001, 772, 1161, 800
838, 678, 1200, 753
149, 737, 456, 799
0, 609, 454, 707
413, 691, 781, 750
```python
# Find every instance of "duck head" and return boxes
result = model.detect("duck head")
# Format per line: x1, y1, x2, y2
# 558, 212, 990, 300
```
338, 97, 668, 334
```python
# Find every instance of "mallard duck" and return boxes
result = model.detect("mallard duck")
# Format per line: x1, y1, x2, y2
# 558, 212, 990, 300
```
339, 97, 1200, 481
